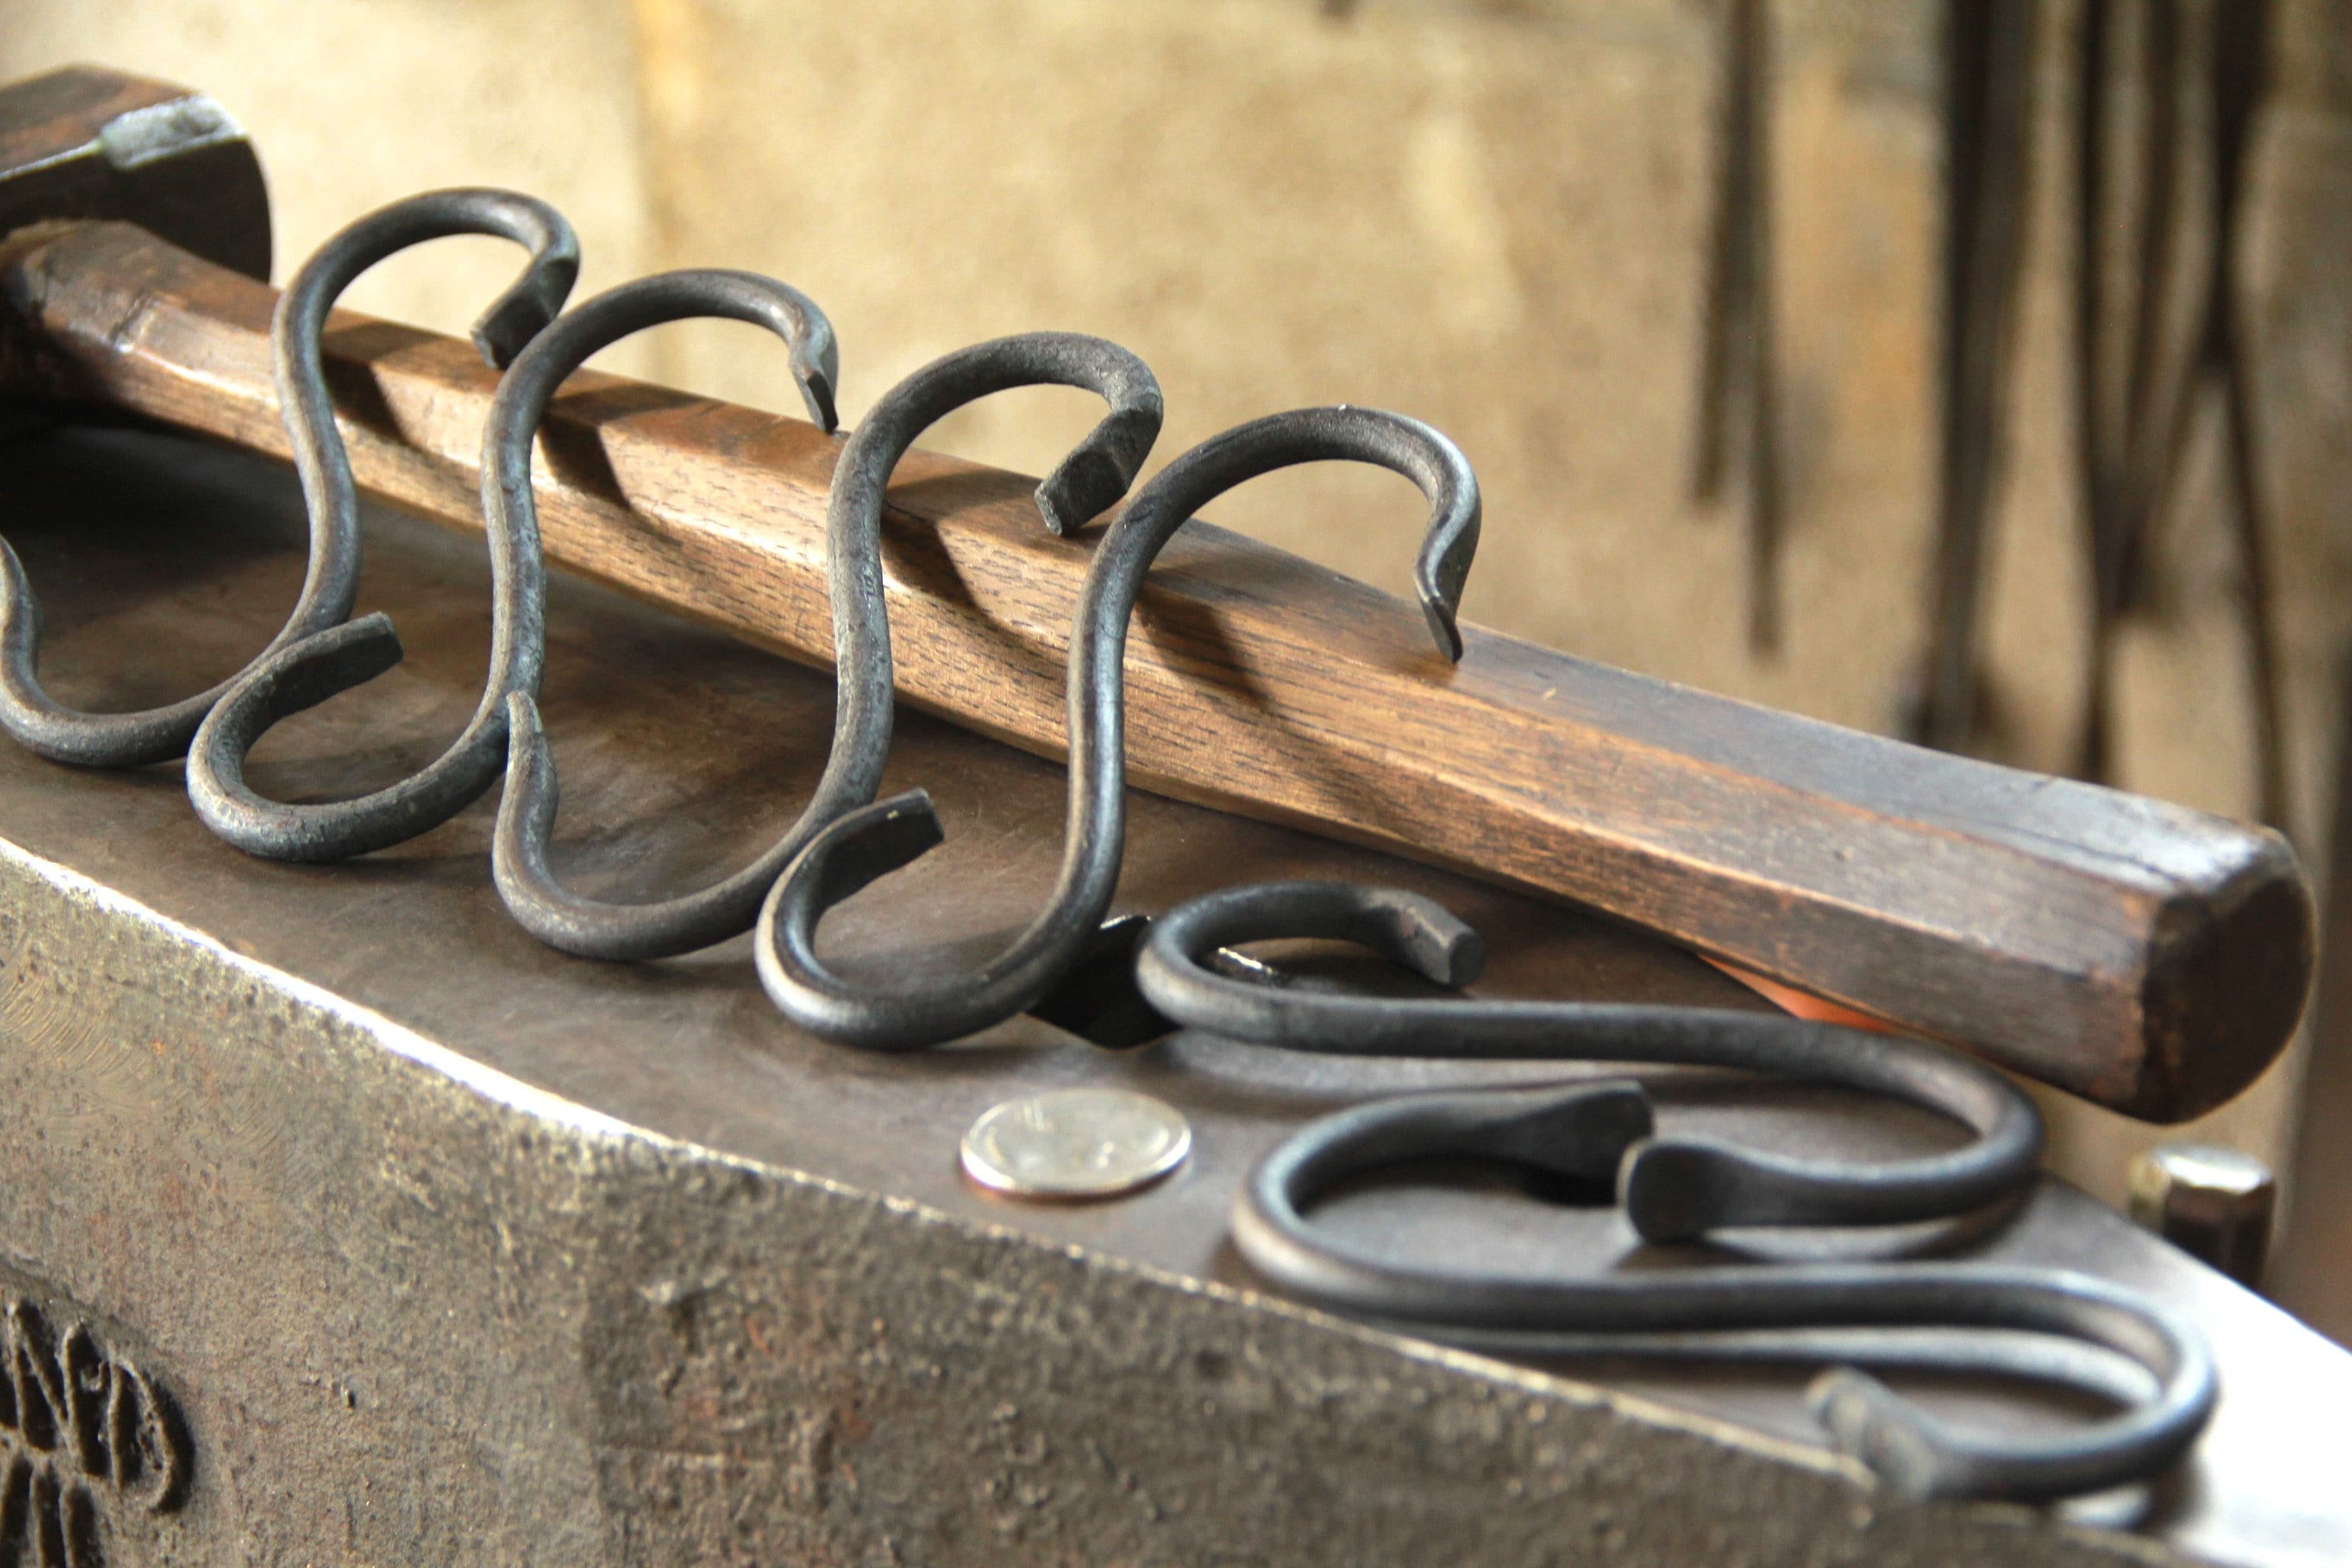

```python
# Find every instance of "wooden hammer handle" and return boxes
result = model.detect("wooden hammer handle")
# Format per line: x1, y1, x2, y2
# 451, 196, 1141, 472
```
0, 220, 2310, 1120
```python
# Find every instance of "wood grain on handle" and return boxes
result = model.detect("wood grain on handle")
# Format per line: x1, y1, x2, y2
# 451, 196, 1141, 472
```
0, 221, 2312, 1120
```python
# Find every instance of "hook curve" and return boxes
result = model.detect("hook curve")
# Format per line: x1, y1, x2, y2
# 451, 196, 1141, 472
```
496, 328, 1154, 957
1233, 1080, 2216, 1502
757, 406, 1480, 1050
1136, 880, 2045, 1239
0, 187, 578, 769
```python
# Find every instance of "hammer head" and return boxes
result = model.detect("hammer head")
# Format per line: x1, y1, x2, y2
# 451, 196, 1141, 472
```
0, 65, 269, 281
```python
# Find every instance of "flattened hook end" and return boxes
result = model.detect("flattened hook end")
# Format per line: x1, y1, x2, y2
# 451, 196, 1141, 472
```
0, 534, 42, 653
1482, 1081, 1654, 1181
1414, 521, 1475, 664
493, 689, 562, 858
806, 789, 947, 913
273, 611, 408, 705
1037, 408, 1156, 536
502, 688, 543, 738
1809, 1368, 1959, 1501
1420, 597, 1465, 664
470, 263, 579, 371
796, 367, 840, 436
1034, 450, 1115, 538
500, 690, 555, 796
1619, 1141, 1740, 1244
1028, 914, 1174, 1049
1380, 889, 1483, 988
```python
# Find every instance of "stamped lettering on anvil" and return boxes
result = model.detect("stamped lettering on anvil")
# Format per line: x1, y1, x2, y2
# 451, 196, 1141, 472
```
0, 1293, 192, 1566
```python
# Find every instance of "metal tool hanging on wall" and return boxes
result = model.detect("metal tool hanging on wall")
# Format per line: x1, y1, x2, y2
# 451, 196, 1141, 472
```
1692, 0, 1782, 652
1908, 0, 2042, 751
2074, 0, 2285, 829
1911, 0, 2287, 835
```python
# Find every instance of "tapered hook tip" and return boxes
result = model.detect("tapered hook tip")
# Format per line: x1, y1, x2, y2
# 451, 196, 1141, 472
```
1414, 513, 1476, 663
470, 258, 582, 371
1036, 405, 1159, 537
1420, 599, 1465, 664
1618, 1141, 1736, 1245
796, 367, 840, 437
1375, 887, 1484, 988
791, 789, 949, 916
1809, 1367, 1957, 1500
1036, 445, 1124, 538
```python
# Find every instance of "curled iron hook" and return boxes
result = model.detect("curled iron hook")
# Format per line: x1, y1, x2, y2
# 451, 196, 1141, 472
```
1137, 881, 2042, 1238
0, 187, 579, 768
495, 330, 1158, 960
1234, 1080, 2216, 1502
184, 274, 841, 864
757, 406, 1479, 1050
479, 272, 851, 957
188, 270, 829, 863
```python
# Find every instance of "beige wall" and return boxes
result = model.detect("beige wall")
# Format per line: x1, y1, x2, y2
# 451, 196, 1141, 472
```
8, 0, 2350, 1211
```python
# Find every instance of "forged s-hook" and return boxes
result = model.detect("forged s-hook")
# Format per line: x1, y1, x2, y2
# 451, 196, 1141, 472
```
757, 406, 1479, 1051
496, 329, 1159, 960
1137, 881, 2043, 1238
188, 269, 830, 864
484, 272, 844, 957
1235, 1080, 2215, 1502
0, 188, 579, 769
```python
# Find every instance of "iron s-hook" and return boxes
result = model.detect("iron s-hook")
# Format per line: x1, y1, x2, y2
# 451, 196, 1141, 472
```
1137, 881, 2042, 1237
188, 268, 831, 862
1140, 881, 2207, 1498
485, 271, 854, 958
1235, 1080, 2215, 1502
187, 267, 815, 862
0, 187, 579, 768
496, 329, 1159, 960
757, 406, 1479, 1050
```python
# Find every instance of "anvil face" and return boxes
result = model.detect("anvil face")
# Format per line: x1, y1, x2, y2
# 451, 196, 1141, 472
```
0, 423, 2343, 1566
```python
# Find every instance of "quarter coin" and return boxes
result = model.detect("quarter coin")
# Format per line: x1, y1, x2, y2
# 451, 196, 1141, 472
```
960, 1087, 1192, 1201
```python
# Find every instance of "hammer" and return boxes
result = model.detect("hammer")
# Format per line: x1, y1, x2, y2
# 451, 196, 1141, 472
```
0, 65, 2313, 1122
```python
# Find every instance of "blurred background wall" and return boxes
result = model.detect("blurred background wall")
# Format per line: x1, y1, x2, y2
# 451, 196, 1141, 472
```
5, 0, 2349, 1328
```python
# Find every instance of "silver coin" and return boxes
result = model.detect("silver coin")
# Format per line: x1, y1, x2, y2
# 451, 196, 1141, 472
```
960, 1088, 1192, 1201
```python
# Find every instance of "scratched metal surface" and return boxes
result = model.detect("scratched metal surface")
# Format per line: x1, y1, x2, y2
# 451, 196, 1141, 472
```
0, 420, 2344, 1565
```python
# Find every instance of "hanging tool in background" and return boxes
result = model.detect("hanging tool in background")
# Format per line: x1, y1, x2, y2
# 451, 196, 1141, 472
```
2074, 0, 2180, 787
1910, 0, 2042, 753
1691, 0, 1782, 652
2073, 0, 2286, 831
